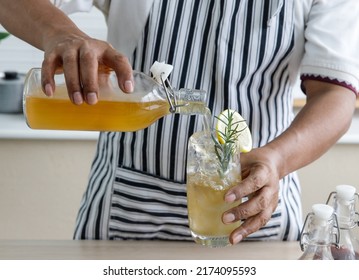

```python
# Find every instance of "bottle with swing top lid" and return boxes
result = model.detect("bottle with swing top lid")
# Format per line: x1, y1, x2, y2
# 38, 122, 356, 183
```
299, 204, 340, 260
326, 184, 359, 260
23, 62, 207, 132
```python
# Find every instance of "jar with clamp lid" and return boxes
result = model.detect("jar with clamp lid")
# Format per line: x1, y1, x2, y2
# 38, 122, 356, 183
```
326, 184, 359, 260
299, 204, 340, 260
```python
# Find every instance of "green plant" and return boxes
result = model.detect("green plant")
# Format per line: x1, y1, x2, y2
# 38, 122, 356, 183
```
212, 110, 246, 178
0, 32, 10, 42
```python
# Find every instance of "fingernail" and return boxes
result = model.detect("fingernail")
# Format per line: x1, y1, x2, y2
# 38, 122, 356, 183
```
233, 233, 243, 244
124, 80, 134, 92
73, 92, 83, 105
86, 92, 98, 105
223, 213, 235, 223
45, 84, 53, 97
225, 193, 236, 203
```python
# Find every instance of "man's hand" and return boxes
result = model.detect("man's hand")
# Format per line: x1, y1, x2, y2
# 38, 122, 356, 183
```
223, 147, 281, 244
42, 33, 133, 105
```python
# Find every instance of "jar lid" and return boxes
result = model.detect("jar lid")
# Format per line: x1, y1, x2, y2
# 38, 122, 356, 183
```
336, 184, 356, 201
3, 71, 19, 80
0, 71, 25, 85
312, 204, 334, 221
150, 61, 173, 83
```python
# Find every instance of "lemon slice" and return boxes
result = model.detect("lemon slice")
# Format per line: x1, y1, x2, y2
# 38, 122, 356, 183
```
215, 109, 252, 153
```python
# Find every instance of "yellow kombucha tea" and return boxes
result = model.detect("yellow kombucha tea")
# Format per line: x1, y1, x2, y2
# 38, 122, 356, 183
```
186, 173, 241, 236
24, 86, 170, 132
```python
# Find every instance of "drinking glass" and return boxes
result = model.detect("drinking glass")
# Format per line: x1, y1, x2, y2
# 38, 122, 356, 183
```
186, 130, 242, 247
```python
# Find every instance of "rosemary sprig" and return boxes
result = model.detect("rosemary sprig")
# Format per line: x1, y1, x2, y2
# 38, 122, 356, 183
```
212, 110, 246, 178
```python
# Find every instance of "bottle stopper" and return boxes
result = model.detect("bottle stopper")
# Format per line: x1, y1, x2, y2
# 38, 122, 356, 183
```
335, 184, 356, 201
150, 61, 173, 83
312, 204, 334, 225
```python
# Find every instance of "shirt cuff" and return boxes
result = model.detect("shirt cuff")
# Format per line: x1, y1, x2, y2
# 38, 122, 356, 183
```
300, 74, 359, 97
50, 0, 93, 14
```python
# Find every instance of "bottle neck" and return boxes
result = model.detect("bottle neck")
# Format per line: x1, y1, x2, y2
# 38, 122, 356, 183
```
172, 88, 208, 115
334, 198, 357, 229
300, 211, 340, 252
132, 71, 207, 115
299, 221, 338, 260
308, 223, 334, 245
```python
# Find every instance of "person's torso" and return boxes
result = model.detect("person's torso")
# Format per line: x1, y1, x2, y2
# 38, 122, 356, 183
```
107, 0, 299, 182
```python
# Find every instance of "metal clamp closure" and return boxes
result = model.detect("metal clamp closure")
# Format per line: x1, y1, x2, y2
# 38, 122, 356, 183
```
159, 72, 189, 113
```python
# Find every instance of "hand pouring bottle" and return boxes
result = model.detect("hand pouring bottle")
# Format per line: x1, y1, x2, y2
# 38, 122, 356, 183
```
23, 62, 207, 132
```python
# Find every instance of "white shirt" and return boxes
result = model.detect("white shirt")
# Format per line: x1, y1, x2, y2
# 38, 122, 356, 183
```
54, 0, 359, 93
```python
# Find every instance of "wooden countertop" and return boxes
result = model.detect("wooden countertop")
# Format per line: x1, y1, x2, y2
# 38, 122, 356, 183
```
0, 240, 302, 260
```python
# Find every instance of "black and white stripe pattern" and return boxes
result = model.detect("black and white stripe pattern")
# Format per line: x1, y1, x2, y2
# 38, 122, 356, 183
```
74, 0, 302, 241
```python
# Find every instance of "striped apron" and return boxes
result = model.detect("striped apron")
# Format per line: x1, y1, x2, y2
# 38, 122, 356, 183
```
74, 0, 302, 241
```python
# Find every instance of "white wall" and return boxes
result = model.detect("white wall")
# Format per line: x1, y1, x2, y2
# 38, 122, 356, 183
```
0, 7, 107, 73
0, 139, 97, 240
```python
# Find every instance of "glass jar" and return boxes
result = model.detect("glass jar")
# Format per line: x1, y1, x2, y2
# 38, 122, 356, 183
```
299, 204, 340, 260
23, 68, 207, 132
326, 184, 359, 260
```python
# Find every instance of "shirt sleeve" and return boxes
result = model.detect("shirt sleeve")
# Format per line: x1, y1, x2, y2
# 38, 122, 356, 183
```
300, 0, 359, 95
50, 0, 93, 14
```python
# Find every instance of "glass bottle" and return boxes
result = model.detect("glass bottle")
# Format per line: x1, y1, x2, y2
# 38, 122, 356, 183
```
326, 184, 359, 260
299, 204, 340, 260
23, 67, 207, 132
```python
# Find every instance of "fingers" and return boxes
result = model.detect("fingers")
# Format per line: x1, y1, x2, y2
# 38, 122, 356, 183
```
229, 206, 275, 244
222, 157, 280, 244
225, 163, 270, 203
62, 48, 83, 105
41, 36, 133, 105
41, 53, 60, 97
224, 188, 278, 244
79, 46, 99, 105
103, 47, 134, 93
